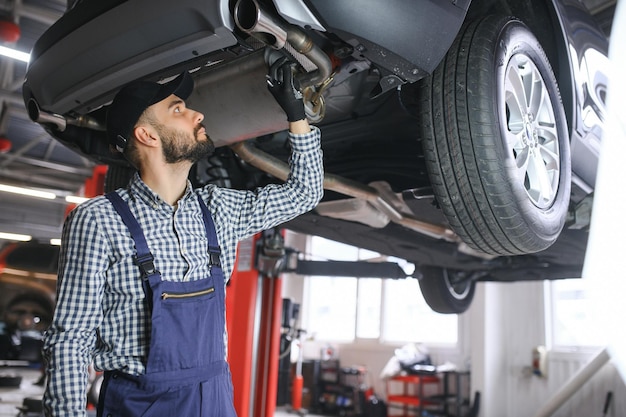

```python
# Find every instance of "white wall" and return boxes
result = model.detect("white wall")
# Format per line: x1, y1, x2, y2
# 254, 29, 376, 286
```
470, 281, 626, 417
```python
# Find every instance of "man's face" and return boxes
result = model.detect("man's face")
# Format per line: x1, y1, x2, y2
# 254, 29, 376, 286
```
150, 95, 215, 164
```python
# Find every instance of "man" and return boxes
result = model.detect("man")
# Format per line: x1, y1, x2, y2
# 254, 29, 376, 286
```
42, 60, 324, 417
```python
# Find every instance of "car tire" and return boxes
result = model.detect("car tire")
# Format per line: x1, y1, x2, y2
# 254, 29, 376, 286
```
418, 267, 475, 314
418, 15, 571, 256
104, 151, 236, 193
190, 154, 233, 188
104, 165, 135, 192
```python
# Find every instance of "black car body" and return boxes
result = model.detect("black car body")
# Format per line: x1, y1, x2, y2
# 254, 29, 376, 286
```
22, 0, 609, 313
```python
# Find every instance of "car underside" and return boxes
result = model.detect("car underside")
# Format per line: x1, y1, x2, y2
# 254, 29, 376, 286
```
22, 0, 608, 312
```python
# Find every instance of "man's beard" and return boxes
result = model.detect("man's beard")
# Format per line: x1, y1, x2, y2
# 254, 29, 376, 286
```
157, 123, 215, 164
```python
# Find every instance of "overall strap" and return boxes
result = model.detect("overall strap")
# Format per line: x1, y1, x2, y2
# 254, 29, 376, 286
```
195, 194, 222, 270
105, 192, 159, 307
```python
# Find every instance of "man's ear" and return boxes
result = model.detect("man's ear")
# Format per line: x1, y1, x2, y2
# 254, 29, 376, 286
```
133, 125, 159, 148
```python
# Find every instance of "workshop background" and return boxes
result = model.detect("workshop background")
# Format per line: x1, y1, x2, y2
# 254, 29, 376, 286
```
279, 229, 625, 417
0, 1, 623, 417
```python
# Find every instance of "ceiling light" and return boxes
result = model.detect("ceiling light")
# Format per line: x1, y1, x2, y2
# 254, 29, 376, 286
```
0, 183, 56, 199
0, 232, 32, 242
50, 238, 62, 246
0, 45, 29, 63
65, 195, 90, 205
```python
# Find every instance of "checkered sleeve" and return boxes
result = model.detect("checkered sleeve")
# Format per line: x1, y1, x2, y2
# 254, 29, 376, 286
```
43, 204, 108, 417
201, 126, 324, 278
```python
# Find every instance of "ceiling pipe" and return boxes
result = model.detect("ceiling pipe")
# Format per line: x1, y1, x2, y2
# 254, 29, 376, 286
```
0, 102, 9, 133
0, 89, 25, 107
0, 166, 85, 192
10, 3, 62, 26
0, 132, 48, 168
1, 152, 93, 175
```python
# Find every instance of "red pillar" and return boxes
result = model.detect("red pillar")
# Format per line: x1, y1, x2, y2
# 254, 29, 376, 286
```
227, 233, 284, 417
253, 274, 282, 417
64, 165, 108, 218
226, 236, 260, 417
83, 165, 108, 197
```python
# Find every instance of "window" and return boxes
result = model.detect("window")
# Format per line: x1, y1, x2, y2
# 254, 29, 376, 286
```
382, 277, 457, 344
549, 278, 608, 348
304, 237, 358, 342
304, 236, 458, 345
306, 275, 357, 342
356, 278, 382, 339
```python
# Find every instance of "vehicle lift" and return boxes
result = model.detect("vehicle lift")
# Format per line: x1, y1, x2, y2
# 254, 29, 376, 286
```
226, 228, 412, 417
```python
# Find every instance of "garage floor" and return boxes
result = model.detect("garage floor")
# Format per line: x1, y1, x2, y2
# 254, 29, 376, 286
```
0, 369, 324, 417
0, 367, 45, 417
274, 406, 325, 417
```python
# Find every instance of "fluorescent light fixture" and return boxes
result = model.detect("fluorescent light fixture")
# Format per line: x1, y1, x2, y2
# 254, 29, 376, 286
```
65, 195, 90, 205
0, 183, 56, 199
50, 238, 62, 246
0, 232, 32, 242
0, 46, 30, 63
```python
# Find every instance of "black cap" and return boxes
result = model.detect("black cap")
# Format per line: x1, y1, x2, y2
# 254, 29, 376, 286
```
106, 72, 194, 152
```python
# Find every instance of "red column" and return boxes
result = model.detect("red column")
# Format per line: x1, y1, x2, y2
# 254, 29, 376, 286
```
83, 165, 108, 197
253, 274, 282, 417
226, 236, 259, 417
64, 165, 108, 218
226, 232, 284, 417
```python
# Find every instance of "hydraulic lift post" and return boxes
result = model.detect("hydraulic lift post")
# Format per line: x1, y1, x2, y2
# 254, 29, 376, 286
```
226, 229, 415, 417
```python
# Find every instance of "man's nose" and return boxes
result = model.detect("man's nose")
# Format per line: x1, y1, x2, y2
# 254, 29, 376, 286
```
192, 109, 204, 124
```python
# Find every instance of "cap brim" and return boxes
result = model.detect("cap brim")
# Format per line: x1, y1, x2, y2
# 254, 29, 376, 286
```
151, 71, 194, 105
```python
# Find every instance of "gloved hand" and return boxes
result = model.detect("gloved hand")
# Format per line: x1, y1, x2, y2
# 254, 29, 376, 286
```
266, 57, 306, 122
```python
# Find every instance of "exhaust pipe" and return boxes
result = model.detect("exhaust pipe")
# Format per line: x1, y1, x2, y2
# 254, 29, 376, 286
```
230, 140, 460, 243
27, 99, 67, 131
234, 0, 331, 88
28, 98, 105, 132
234, 0, 288, 49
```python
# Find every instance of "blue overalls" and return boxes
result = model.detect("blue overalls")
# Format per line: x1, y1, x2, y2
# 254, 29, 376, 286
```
97, 192, 237, 417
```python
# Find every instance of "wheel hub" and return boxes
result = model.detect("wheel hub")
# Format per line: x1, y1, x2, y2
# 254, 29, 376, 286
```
523, 113, 538, 149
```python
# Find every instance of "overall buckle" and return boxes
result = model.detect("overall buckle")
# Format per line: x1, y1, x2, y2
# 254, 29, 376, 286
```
134, 253, 157, 279
209, 247, 221, 268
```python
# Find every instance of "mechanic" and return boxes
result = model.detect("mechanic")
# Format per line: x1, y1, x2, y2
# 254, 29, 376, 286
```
42, 59, 324, 417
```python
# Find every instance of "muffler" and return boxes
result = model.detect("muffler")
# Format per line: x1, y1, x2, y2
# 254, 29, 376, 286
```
234, 0, 331, 88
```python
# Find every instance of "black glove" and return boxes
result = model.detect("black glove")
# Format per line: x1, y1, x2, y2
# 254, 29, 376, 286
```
266, 58, 306, 122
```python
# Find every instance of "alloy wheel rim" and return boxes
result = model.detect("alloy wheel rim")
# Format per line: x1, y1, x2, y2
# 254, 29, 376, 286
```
503, 53, 560, 209
444, 270, 471, 300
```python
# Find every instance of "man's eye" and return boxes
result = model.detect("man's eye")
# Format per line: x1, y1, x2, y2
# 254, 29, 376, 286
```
174, 107, 181, 113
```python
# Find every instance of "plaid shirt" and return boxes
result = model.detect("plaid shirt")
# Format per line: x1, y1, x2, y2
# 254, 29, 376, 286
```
43, 127, 322, 417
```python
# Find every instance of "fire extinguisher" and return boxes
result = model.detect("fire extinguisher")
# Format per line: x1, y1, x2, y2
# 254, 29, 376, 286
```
292, 329, 306, 413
